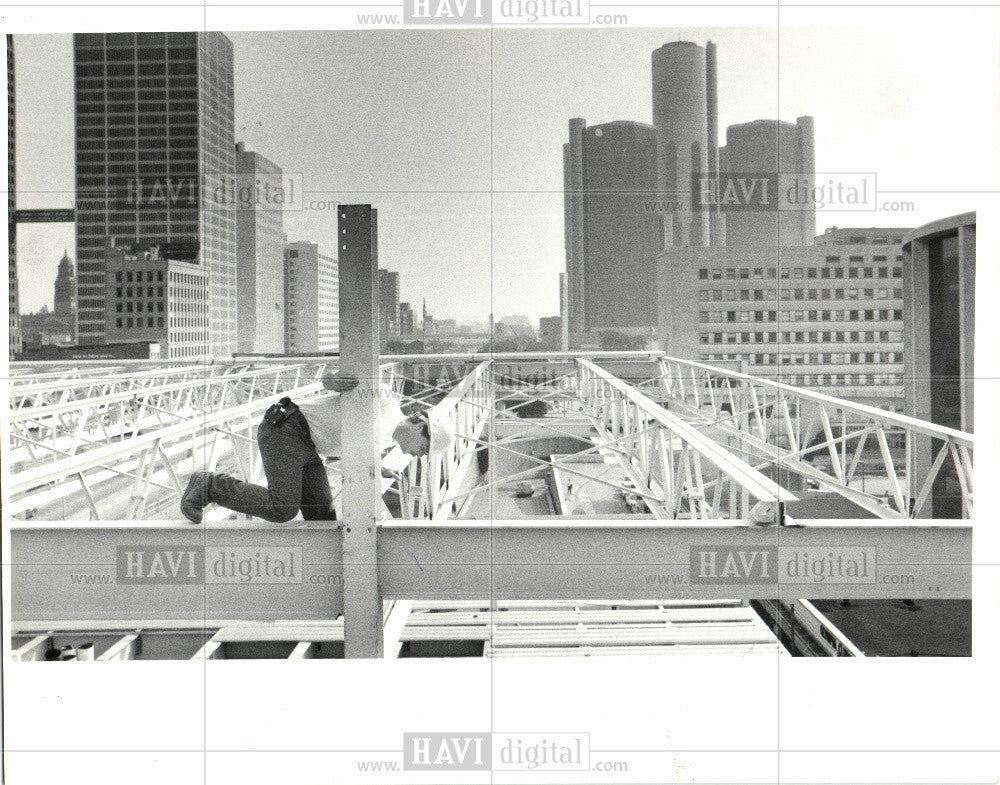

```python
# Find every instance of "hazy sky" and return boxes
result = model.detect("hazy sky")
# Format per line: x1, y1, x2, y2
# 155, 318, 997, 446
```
12, 27, 997, 318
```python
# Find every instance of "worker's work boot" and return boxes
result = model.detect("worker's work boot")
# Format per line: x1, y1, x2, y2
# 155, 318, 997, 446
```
180, 471, 213, 524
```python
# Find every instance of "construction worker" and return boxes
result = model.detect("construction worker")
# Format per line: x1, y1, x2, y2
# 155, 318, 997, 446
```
180, 373, 454, 524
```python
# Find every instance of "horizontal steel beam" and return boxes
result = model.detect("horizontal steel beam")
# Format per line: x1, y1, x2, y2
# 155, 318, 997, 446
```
379, 520, 970, 601
10, 521, 343, 624
9, 519, 971, 628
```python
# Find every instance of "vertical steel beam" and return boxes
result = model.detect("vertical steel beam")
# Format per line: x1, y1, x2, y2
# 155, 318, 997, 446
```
339, 205, 384, 658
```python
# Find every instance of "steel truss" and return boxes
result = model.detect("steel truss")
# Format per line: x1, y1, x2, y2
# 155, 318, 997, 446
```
577, 359, 793, 519
7, 364, 339, 520
654, 356, 973, 518
7, 353, 974, 523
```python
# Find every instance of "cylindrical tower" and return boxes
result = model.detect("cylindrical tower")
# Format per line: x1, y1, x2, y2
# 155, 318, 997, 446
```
724, 118, 815, 248
652, 41, 710, 247
579, 121, 664, 331
796, 115, 816, 244
705, 41, 724, 246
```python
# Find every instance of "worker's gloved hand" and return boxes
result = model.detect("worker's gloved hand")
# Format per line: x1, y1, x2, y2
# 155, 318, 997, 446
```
322, 372, 360, 393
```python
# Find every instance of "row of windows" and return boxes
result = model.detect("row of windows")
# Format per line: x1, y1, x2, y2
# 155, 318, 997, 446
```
698, 266, 903, 281
76, 33, 197, 46
76, 79, 196, 94
169, 271, 208, 285
76, 119, 198, 135
115, 270, 164, 283
78, 129, 198, 144
700, 309, 903, 324
115, 301, 164, 313
77, 47, 197, 63
77, 87, 198, 100
748, 351, 903, 365
78, 150, 187, 163
75, 62, 198, 78
168, 292, 207, 305
77, 106, 199, 120
699, 357, 904, 387
115, 316, 163, 329
701, 330, 903, 345
698, 287, 902, 302
170, 345, 208, 359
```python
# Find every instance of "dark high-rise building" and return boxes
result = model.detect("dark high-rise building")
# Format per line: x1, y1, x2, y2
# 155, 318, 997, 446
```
235, 142, 284, 354
53, 250, 78, 340
8, 34, 20, 358
721, 117, 816, 248
538, 316, 561, 349
564, 119, 665, 333
651, 40, 720, 248
903, 212, 976, 518
379, 268, 400, 341
398, 301, 415, 338
73, 32, 236, 356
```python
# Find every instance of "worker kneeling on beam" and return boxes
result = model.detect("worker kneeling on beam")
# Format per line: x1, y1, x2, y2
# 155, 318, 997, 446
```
179, 373, 454, 524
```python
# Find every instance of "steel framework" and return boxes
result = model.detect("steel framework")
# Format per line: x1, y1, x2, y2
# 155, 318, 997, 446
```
5, 352, 976, 659
653, 356, 974, 518
7, 353, 974, 522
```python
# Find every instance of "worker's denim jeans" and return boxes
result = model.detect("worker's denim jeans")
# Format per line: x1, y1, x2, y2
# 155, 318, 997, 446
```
208, 409, 334, 523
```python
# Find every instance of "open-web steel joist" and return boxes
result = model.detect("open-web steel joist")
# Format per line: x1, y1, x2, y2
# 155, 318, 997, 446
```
653, 356, 974, 519
7, 352, 973, 522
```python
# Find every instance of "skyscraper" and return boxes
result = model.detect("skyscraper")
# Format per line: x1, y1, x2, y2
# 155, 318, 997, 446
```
721, 117, 816, 248
73, 32, 236, 356
8, 35, 20, 358
563, 119, 666, 333
651, 40, 720, 247
235, 142, 285, 354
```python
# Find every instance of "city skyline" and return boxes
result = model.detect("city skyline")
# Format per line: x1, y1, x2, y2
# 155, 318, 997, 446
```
10, 27, 994, 320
